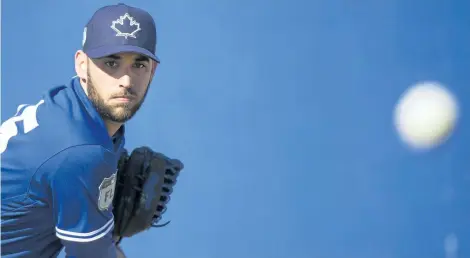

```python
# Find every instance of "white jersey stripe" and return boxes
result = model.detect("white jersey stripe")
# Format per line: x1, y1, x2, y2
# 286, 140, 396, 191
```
55, 220, 114, 243
55, 216, 114, 237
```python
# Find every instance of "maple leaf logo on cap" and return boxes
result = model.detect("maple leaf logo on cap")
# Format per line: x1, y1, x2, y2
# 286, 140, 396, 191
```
110, 13, 142, 39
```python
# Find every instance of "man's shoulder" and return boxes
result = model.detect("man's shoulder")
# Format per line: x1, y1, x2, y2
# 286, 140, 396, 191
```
35, 80, 111, 148
41, 144, 117, 181
49, 144, 116, 167
1, 79, 113, 174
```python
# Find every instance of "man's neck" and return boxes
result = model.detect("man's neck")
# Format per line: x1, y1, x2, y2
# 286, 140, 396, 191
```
104, 120, 123, 137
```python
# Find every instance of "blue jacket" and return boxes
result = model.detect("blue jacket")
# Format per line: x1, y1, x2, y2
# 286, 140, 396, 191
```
1, 77, 125, 258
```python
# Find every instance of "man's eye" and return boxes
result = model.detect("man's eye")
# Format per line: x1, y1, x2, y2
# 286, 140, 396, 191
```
134, 63, 146, 68
105, 61, 118, 67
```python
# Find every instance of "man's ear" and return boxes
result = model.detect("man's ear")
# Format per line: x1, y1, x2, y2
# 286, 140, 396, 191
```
149, 60, 158, 82
151, 60, 158, 76
74, 50, 88, 82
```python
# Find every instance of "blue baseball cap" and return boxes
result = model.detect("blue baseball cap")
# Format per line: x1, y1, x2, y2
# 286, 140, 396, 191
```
82, 3, 160, 63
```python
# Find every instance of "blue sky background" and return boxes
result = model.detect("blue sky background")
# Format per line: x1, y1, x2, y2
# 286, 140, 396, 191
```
2, 0, 470, 257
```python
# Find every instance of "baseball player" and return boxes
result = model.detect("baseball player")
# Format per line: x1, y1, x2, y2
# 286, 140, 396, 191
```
1, 3, 183, 258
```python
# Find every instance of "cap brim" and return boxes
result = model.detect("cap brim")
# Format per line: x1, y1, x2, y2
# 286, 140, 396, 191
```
85, 45, 160, 63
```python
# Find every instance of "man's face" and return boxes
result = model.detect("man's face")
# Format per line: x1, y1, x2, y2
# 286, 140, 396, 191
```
86, 52, 156, 123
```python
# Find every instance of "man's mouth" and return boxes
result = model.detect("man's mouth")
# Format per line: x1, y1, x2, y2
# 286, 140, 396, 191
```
112, 96, 134, 103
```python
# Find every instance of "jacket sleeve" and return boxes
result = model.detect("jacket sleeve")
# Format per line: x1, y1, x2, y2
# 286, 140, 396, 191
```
45, 145, 118, 258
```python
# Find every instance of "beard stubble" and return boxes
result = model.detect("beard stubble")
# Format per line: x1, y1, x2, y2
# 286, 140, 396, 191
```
86, 71, 149, 123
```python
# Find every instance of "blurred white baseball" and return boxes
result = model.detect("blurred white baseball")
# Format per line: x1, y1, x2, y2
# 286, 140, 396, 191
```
393, 81, 459, 150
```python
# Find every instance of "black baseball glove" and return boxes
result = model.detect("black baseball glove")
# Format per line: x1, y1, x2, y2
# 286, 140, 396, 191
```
112, 146, 184, 243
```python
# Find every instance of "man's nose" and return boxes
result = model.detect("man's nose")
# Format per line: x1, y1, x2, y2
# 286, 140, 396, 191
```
119, 74, 132, 88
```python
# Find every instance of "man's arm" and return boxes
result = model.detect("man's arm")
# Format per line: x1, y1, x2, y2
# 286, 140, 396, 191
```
44, 145, 119, 258
116, 244, 127, 258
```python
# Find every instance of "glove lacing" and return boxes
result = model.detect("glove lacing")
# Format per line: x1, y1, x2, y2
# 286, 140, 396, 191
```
151, 162, 180, 228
